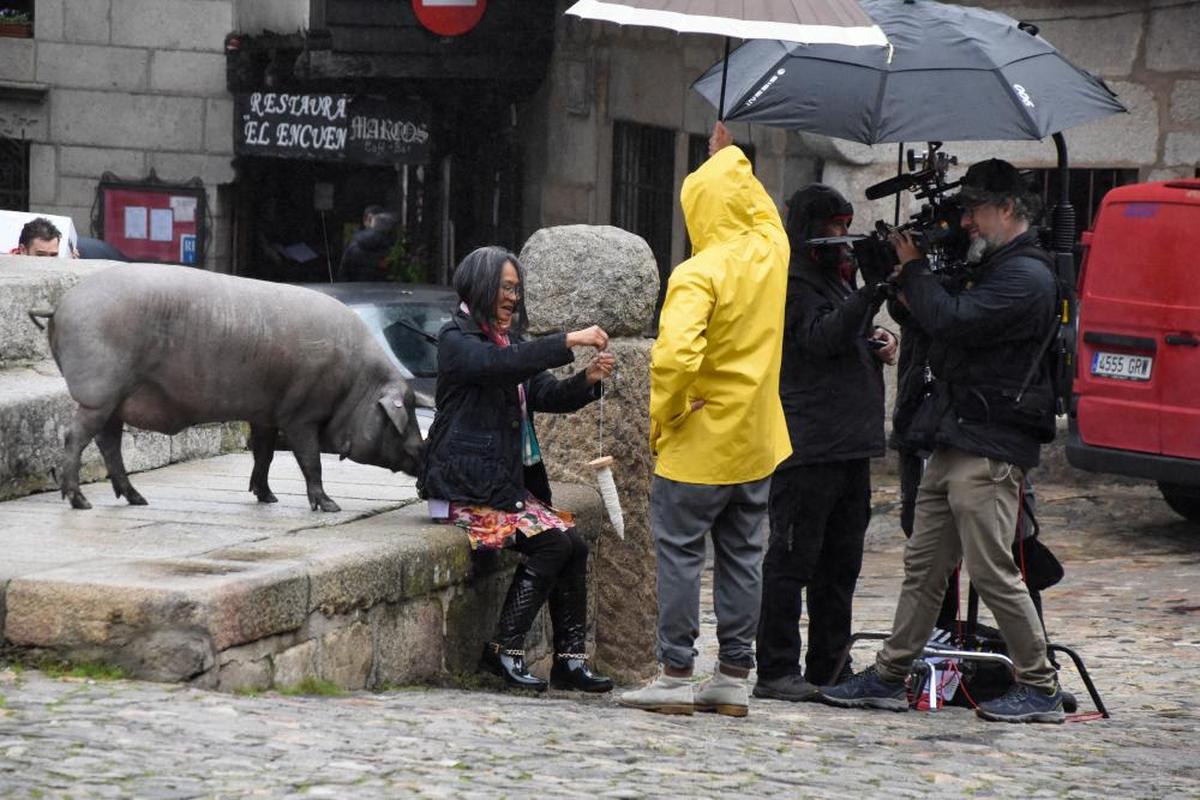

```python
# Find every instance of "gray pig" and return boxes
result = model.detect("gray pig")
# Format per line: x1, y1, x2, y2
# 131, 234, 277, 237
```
33, 263, 424, 511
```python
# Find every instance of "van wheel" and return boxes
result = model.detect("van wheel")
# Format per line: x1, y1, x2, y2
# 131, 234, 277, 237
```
1158, 482, 1200, 525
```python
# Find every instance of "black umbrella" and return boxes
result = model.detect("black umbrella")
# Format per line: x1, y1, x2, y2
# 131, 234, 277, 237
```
691, 0, 1126, 144
692, 0, 1129, 411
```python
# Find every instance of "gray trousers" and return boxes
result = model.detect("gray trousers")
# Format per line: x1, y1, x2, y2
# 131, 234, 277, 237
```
650, 474, 771, 670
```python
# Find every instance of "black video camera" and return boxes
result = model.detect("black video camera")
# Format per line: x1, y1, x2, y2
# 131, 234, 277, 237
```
853, 143, 971, 287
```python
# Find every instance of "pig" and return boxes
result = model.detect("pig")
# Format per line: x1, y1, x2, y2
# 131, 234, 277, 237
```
33, 263, 424, 511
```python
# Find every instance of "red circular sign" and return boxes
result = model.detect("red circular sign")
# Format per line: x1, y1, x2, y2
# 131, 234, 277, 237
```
412, 0, 487, 37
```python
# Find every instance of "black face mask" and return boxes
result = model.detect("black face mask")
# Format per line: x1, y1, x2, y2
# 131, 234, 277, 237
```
809, 244, 854, 274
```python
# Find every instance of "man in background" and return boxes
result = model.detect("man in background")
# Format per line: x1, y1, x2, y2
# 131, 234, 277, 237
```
12, 217, 63, 257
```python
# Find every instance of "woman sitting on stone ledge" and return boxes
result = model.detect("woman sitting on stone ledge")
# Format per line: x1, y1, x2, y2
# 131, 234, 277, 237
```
418, 245, 615, 693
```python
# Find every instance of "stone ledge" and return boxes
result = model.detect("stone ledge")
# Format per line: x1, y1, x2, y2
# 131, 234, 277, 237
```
0, 360, 246, 501
1, 453, 604, 692
0, 257, 109, 366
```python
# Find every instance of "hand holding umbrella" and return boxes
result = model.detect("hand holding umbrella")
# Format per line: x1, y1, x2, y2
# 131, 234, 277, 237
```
708, 121, 733, 156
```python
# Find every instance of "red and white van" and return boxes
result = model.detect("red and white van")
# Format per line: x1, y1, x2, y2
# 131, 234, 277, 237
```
1067, 179, 1200, 524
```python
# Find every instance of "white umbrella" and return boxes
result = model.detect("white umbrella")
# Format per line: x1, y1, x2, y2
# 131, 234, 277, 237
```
566, 0, 888, 118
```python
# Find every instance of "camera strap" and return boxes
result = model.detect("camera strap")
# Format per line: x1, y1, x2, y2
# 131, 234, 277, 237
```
1014, 312, 1061, 404
1009, 245, 1059, 404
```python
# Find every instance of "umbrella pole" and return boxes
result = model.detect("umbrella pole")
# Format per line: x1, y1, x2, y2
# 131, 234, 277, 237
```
894, 143, 904, 226
1050, 130, 1078, 417
717, 36, 731, 121
1050, 132, 1076, 278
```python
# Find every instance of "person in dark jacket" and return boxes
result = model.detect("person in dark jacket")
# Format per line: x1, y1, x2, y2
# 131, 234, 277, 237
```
418, 245, 615, 693
339, 211, 397, 282
822, 159, 1066, 724
887, 294, 965, 629
753, 184, 897, 703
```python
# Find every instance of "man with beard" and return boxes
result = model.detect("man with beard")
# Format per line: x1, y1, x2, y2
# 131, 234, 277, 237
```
821, 159, 1065, 723
753, 184, 896, 704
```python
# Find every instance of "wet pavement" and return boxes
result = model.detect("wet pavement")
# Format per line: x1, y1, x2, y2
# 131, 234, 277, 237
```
1, 477, 1198, 798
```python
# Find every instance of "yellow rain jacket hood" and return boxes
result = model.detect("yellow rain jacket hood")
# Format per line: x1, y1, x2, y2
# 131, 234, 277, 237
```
649, 145, 792, 484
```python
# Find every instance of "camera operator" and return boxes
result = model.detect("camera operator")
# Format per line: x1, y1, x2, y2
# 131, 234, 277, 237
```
821, 159, 1065, 724
753, 185, 897, 704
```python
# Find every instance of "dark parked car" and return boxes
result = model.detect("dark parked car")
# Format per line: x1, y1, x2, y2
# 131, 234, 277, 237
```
76, 237, 130, 261
303, 282, 457, 436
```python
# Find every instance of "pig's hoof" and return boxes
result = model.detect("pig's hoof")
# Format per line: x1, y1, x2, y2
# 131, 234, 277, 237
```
312, 496, 341, 513
115, 482, 147, 505
256, 491, 278, 504
68, 492, 92, 510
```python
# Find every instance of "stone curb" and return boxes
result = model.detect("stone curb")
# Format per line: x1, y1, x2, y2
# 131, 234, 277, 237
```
2, 467, 604, 692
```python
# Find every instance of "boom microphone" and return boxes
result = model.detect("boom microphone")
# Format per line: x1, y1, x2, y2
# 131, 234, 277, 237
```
864, 169, 933, 201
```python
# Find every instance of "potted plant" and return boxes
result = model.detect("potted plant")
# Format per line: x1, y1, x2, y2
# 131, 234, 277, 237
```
0, 8, 31, 38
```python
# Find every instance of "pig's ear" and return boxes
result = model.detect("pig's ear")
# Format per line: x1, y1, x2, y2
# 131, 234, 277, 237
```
378, 394, 408, 434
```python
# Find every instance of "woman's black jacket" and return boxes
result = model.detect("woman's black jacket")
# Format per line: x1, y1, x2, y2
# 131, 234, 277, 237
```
776, 261, 886, 470
417, 310, 599, 511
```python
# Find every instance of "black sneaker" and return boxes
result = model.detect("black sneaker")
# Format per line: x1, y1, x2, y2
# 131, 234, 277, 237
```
975, 682, 1065, 724
753, 673, 820, 702
818, 666, 908, 711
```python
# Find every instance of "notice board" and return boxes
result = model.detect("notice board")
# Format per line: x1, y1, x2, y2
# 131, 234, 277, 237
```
96, 178, 206, 266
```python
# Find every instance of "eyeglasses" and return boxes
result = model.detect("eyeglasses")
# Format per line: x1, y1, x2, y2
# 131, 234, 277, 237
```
500, 282, 523, 300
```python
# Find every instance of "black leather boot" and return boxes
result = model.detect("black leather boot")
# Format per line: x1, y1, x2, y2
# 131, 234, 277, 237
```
548, 570, 613, 693
480, 564, 550, 691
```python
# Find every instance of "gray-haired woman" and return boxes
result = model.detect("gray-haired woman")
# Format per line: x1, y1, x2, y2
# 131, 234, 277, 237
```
418, 245, 615, 693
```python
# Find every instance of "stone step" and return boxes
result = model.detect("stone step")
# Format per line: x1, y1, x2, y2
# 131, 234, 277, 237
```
0, 257, 108, 368
0, 359, 246, 502
0, 452, 604, 692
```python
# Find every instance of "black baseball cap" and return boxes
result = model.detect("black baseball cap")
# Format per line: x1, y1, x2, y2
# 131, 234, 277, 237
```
957, 158, 1033, 205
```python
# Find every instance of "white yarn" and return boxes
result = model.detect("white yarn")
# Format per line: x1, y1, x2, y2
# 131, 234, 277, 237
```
593, 463, 625, 540
590, 379, 625, 539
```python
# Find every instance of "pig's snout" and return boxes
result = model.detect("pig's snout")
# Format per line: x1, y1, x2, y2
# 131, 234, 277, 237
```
388, 425, 424, 477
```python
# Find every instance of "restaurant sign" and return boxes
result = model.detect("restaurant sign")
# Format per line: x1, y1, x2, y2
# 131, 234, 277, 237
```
235, 93, 431, 165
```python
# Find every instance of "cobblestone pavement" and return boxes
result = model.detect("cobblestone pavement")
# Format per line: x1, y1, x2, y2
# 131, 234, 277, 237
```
2, 479, 1198, 798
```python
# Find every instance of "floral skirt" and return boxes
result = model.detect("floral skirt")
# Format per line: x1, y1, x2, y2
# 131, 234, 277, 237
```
449, 492, 574, 552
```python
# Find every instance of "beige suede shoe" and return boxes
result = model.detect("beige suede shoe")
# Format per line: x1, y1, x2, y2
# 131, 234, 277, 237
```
693, 668, 749, 717
616, 672, 695, 715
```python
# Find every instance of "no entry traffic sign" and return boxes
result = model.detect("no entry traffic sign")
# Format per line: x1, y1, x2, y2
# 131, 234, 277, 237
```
412, 0, 487, 37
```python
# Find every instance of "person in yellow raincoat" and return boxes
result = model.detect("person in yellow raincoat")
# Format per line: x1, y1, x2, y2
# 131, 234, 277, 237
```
619, 122, 791, 719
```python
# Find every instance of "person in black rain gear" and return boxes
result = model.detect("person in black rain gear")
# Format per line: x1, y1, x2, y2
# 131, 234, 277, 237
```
753, 184, 896, 702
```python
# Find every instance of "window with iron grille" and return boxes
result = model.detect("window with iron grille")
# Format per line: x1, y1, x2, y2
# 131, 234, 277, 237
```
1025, 166, 1139, 236
0, 137, 30, 212
611, 120, 676, 315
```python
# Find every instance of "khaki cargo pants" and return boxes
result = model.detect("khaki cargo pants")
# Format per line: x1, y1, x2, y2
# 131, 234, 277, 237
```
875, 447, 1057, 691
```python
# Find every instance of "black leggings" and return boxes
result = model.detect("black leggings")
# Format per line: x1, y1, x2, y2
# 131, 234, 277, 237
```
513, 527, 588, 581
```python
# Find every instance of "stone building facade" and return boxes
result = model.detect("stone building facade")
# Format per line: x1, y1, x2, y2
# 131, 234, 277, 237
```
526, 0, 1200, 270
0, 0, 305, 272
1, 1, 1197, 277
